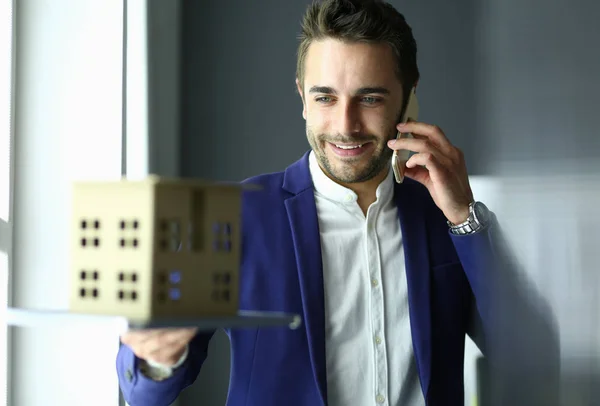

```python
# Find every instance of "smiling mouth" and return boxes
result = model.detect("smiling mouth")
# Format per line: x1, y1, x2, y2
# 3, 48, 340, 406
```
334, 144, 365, 149
327, 142, 372, 157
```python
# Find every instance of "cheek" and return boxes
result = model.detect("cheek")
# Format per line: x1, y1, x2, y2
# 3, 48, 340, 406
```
364, 114, 395, 137
306, 109, 329, 130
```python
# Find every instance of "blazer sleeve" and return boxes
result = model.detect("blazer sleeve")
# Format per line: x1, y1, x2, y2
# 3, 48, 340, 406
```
450, 215, 560, 406
116, 331, 215, 406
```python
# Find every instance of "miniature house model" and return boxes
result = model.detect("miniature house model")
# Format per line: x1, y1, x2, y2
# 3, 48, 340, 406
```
68, 175, 245, 323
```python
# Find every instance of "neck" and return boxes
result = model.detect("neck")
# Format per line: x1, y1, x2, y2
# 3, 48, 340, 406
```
327, 165, 390, 215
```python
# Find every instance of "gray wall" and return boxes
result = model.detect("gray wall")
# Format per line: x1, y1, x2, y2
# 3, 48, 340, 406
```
169, 0, 600, 404
178, 0, 490, 182
479, 0, 600, 175
179, 0, 312, 182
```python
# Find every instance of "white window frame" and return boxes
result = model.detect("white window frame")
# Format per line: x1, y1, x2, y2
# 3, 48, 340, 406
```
0, 1, 15, 242
9, 2, 124, 405
2, 0, 180, 403
1, 1, 15, 405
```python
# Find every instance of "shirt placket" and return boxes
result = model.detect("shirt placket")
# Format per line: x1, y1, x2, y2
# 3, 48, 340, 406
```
365, 204, 389, 406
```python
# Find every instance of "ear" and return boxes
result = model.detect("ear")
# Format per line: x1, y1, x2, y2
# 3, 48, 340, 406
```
295, 78, 307, 120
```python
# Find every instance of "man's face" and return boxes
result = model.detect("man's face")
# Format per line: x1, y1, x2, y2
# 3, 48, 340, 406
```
297, 38, 404, 184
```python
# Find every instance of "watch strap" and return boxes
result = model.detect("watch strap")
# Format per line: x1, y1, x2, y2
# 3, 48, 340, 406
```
447, 201, 484, 235
139, 344, 189, 381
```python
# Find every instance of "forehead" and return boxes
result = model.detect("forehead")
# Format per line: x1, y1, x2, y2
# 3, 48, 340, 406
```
303, 38, 401, 91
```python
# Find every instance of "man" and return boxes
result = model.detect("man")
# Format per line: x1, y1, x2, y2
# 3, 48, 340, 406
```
117, 1, 558, 405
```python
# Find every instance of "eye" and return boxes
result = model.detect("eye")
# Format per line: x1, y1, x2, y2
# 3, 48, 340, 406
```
315, 96, 333, 103
361, 96, 381, 104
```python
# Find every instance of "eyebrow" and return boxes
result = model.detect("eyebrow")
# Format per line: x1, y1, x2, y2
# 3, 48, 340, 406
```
308, 86, 390, 95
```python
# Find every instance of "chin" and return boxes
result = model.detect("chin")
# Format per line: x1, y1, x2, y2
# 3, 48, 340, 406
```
328, 162, 378, 184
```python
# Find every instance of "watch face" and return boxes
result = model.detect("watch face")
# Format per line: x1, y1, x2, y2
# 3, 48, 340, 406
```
473, 201, 489, 222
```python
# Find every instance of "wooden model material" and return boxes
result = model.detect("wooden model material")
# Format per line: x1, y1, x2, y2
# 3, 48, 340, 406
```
69, 175, 245, 323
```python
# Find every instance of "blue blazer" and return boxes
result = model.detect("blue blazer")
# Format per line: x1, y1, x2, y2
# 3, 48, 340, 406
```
117, 151, 502, 406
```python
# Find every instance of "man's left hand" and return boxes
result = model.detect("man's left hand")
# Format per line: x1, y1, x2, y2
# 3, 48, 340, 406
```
387, 122, 473, 224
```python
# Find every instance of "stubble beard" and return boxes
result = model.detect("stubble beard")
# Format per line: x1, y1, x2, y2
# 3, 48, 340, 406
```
306, 127, 396, 184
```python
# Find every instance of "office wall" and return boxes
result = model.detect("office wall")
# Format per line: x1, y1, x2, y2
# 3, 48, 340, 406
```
179, 0, 488, 182
478, 0, 600, 175
476, 1, 600, 399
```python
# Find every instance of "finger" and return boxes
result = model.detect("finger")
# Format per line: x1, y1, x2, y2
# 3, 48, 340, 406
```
120, 327, 196, 349
387, 138, 453, 168
396, 122, 451, 151
403, 165, 431, 186
405, 152, 443, 173
388, 138, 445, 159
120, 329, 163, 346
145, 340, 190, 366
134, 336, 180, 362
138, 329, 197, 357
137, 331, 196, 364
387, 137, 431, 152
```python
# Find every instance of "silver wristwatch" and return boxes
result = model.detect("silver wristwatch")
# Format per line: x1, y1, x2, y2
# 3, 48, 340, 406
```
447, 201, 491, 235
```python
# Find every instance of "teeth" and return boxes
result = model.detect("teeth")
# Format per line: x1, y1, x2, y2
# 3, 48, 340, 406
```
335, 144, 363, 149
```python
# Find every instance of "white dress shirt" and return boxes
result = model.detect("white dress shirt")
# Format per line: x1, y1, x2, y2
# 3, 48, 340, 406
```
309, 151, 424, 406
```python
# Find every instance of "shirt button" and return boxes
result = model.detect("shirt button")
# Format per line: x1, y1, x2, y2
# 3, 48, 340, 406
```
375, 336, 382, 345
376, 394, 385, 403
371, 278, 379, 287
344, 194, 354, 202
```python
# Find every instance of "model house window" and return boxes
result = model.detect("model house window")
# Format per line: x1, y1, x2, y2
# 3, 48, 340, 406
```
0, 0, 14, 405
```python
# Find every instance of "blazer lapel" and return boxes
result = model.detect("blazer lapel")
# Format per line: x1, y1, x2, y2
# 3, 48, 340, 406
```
394, 181, 433, 398
283, 152, 328, 405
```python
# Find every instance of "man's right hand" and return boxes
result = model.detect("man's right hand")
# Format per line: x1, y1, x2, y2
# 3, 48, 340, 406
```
120, 328, 198, 366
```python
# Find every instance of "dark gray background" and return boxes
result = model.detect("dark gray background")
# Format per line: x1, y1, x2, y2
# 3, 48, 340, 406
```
147, 0, 600, 404
179, 0, 490, 182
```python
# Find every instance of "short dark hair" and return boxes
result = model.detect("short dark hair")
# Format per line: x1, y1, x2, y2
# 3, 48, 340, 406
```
296, 0, 420, 102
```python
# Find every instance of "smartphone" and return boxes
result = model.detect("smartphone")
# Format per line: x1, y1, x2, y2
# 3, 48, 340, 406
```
391, 87, 419, 183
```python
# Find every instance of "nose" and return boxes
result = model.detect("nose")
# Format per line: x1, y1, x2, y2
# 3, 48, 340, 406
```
334, 101, 361, 136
